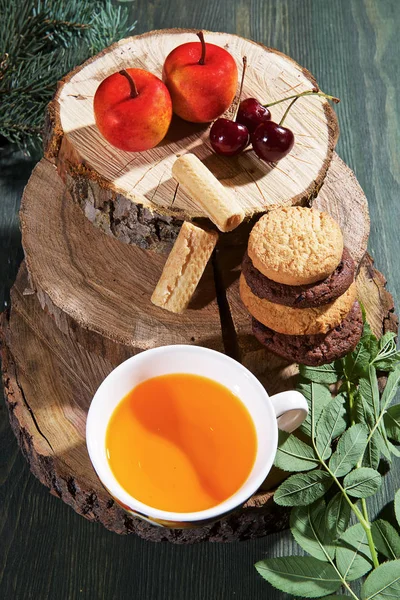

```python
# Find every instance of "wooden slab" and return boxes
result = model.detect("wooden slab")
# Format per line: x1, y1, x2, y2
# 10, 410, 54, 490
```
20, 159, 224, 361
20, 154, 368, 361
3, 88, 398, 541
2, 142, 397, 540
0, 264, 288, 543
1, 248, 396, 541
44, 28, 338, 250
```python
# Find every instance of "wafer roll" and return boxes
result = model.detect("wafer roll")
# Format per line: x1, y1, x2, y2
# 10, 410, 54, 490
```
151, 222, 218, 313
172, 154, 245, 232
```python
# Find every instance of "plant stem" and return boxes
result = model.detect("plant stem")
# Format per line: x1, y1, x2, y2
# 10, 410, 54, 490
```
309, 385, 366, 594
197, 31, 206, 65
346, 370, 380, 570
336, 365, 380, 569
264, 89, 340, 108
311, 387, 378, 566
341, 581, 360, 600
327, 554, 360, 600
366, 410, 387, 446
119, 70, 138, 98
346, 376, 356, 428
308, 507, 360, 600
317, 449, 380, 568
233, 56, 247, 121
279, 96, 299, 126
360, 498, 380, 568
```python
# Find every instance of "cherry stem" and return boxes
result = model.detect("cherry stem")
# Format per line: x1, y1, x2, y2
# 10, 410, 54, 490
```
119, 69, 139, 98
233, 56, 247, 121
279, 96, 299, 126
264, 90, 340, 108
197, 31, 206, 65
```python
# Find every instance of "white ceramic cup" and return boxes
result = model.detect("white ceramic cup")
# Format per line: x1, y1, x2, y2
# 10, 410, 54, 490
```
86, 345, 308, 528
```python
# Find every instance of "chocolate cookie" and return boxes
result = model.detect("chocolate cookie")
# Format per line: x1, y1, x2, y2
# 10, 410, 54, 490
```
240, 274, 357, 335
252, 301, 363, 366
242, 248, 355, 308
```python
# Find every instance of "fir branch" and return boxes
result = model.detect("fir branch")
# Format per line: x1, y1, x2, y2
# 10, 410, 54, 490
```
0, 0, 135, 153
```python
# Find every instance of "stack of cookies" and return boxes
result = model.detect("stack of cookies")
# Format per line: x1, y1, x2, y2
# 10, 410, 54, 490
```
240, 206, 363, 366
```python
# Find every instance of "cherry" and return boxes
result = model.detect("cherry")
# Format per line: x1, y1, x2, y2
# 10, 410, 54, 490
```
251, 90, 339, 163
251, 120, 294, 162
236, 98, 271, 133
210, 118, 250, 156
209, 56, 250, 157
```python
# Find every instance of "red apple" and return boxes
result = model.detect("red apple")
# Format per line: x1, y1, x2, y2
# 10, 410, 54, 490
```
94, 68, 172, 152
162, 32, 238, 123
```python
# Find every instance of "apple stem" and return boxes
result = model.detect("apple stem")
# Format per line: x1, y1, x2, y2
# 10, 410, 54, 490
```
264, 90, 340, 108
197, 31, 207, 65
279, 96, 300, 126
119, 69, 139, 99
233, 56, 247, 121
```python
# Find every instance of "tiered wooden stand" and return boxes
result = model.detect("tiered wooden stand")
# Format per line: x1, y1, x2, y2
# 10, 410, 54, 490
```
1, 30, 397, 543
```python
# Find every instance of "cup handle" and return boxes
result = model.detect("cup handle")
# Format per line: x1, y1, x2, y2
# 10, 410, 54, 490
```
269, 391, 308, 433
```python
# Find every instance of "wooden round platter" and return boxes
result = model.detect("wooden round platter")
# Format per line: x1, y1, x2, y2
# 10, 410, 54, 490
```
1, 153, 397, 543
44, 28, 338, 251
1, 30, 397, 542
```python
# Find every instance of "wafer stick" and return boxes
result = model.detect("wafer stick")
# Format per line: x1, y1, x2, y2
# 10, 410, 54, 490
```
172, 154, 245, 232
151, 222, 218, 313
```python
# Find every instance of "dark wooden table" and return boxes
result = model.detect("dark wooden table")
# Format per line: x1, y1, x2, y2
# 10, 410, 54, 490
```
1, 1, 399, 598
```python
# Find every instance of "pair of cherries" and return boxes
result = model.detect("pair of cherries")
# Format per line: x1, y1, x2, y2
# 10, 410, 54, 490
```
210, 97, 293, 162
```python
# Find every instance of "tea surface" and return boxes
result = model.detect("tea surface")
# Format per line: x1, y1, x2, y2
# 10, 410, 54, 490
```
106, 373, 257, 512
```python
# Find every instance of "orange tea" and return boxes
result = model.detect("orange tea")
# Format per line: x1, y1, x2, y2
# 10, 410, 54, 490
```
106, 373, 257, 512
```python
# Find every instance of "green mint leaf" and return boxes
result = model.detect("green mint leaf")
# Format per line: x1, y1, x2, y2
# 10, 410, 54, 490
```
354, 388, 375, 428
345, 342, 371, 379
358, 318, 379, 360
329, 423, 369, 476
356, 372, 388, 465
361, 559, 400, 599
374, 427, 393, 462
290, 499, 335, 561
373, 353, 400, 370
255, 556, 341, 598
371, 332, 400, 370
362, 434, 381, 470
380, 366, 400, 410
275, 431, 320, 472
274, 471, 332, 507
387, 439, 400, 457
325, 493, 351, 541
395, 490, 400, 528
321, 597, 353, 599
298, 381, 332, 438
336, 522, 373, 582
316, 395, 347, 459
300, 362, 341, 384
343, 467, 382, 498
371, 519, 400, 559
360, 367, 380, 421
384, 404, 400, 442
378, 331, 397, 347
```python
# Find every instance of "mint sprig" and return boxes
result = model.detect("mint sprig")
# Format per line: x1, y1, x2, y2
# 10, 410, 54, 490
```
256, 318, 400, 599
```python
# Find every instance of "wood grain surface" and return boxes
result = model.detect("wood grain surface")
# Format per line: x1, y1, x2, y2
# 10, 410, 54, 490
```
45, 29, 338, 248
20, 159, 223, 357
1, 1, 400, 599
5, 147, 393, 539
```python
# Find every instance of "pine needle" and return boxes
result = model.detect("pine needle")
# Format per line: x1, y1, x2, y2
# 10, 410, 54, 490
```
0, 0, 135, 153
